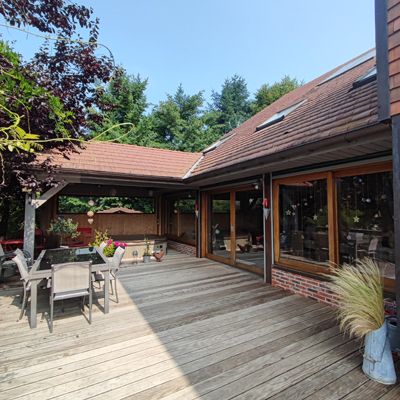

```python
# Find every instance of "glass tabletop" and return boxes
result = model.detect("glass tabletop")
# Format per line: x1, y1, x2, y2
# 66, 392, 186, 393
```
38, 247, 106, 271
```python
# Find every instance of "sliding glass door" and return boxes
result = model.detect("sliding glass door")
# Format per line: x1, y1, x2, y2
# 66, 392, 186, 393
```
235, 189, 264, 273
208, 191, 232, 262
206, 185, 264, 275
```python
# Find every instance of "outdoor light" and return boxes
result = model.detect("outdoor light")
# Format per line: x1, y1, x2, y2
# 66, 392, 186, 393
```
87, 210, 94, 218
87, 218, 94, 225
88, 199, 95, 207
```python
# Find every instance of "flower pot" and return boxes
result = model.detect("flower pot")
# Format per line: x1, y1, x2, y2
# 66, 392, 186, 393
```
362, 320, 397, 385
143, 255, 151, 263
386, 316, 400, 352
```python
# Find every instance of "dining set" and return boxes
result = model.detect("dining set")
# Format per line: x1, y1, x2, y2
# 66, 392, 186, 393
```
2, 244, 125, 332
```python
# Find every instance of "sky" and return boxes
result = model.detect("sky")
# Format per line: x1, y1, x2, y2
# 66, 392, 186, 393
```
1, 0, 375, 107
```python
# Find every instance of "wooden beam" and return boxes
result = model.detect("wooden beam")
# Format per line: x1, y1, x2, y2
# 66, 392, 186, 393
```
375, 0, 391, 122
263, 173, 272, 284
23, 193, 36, 258
32, 182, 67, 209
392, 115, 400, 323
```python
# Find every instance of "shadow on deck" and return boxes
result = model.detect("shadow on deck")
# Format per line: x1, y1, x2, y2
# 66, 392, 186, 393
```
0, 250, 399, 399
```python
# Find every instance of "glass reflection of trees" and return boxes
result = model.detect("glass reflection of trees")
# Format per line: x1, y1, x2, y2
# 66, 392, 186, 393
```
279, 179, 329, 265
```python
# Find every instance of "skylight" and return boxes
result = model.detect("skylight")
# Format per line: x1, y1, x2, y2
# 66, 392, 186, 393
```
255, 99, 306, 131
319, 49, 375, 85
352, 66, 377, 89
202, 135, 230, 154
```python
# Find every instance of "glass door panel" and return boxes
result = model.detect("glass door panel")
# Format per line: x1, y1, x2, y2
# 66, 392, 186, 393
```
209, 192, 232, 261
235, 189, 264, 272
278, 178, 329, 266
337, 171, 394, 280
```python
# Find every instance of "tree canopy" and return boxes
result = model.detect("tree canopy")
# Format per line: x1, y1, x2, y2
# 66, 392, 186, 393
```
251, 75, 302, 115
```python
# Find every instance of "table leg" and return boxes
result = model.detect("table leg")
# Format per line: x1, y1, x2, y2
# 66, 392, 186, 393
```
104, 270, 110, 314
29, 280, 39, 328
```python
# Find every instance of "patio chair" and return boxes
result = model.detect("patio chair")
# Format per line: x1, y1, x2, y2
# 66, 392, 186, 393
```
12, 252, 31, 320
49, 261, 92, 333
93, 246, 125, 303
99, 241, 107, 253
0, 244, 16, 281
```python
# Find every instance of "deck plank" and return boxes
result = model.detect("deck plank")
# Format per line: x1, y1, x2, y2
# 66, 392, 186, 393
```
0, 250, 398, 400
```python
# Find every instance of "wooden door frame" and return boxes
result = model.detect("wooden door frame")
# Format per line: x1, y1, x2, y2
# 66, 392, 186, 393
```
201, 185, 264, 276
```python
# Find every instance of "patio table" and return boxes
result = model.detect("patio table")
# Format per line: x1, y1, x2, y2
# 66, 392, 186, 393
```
28, 246, 110, 329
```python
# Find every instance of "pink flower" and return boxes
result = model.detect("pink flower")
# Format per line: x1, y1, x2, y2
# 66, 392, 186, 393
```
115, 241, 120, 247
106, 239, 113, 245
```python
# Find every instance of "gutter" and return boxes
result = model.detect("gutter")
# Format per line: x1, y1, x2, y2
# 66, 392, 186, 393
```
184, 122, 391, 185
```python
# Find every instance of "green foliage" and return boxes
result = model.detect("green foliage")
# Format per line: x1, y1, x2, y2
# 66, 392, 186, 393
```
89, 229, 110, 247
89, 67, 148, 143
58, 196, 155, 214
48, 217, 79, 245
143, 236, 151, 256
103, 242, 116, 257
209, 74, 251, 135
0, 41, 74, 154
251, 76, 302, 115
150, 85, 209, 151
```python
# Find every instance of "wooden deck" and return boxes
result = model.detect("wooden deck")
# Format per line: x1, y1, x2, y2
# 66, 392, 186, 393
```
0, 251, 399, 399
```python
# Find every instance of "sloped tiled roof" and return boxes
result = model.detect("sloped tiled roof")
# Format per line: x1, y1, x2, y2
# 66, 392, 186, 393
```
41, 50, 379, 183
41, 142, 202, 181
189, 50, 378, 177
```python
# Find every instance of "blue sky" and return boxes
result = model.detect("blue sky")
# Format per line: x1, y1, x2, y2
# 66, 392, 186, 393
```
1, 0, 375, 107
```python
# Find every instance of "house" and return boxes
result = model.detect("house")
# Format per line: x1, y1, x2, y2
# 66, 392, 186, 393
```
26, 0, 400, 310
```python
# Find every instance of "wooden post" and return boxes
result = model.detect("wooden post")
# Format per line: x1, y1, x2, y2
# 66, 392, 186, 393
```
263, 174, 272, 284
23, 193, 36, 258
392, 115, 400, 323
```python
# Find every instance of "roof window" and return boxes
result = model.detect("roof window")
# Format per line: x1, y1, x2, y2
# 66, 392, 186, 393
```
255, 99, 306, 131
318, 49, 375, 85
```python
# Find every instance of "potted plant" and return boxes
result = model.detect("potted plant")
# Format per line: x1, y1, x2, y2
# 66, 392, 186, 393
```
143, 237, 151, 263
89, 229, 110, 250
102, 239, 127, 259
48, 217, 80, 247
329, 258, 397, 385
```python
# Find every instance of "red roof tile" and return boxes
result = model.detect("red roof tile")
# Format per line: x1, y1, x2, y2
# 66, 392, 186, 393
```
40, 142, 202, 181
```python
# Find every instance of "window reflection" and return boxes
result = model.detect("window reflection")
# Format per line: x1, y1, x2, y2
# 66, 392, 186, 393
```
279, 179, 329, 266
337, 171, 394, 279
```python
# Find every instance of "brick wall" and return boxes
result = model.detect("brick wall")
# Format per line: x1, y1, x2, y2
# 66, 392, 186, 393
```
272, 267, 339, 307
388, 0, 400, 116
167, 240, 196, 257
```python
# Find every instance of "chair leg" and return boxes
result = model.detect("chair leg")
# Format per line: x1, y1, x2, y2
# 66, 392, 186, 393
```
110, 279, 114, 295
19, 285, 27, 320
89, 291, 92, 324
50, 295, 54, 333
114, 279, 119, 304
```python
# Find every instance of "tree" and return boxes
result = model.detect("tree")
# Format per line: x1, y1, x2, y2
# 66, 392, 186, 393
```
0, 0, 113, 132
89, 67, 148, 143
150, 85, 210, 152
0, 0, 113, 238
209, 75, 251, 136
251, 76, 302, 115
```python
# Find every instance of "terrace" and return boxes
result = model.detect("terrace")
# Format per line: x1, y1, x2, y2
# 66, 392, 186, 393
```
0, 251, 399, 399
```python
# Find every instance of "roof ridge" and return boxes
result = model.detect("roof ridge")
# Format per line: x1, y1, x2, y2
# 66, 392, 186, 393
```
86, 140, 202, 155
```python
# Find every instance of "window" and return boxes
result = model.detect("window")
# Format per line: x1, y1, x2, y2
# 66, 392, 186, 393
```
275, 176, 329, 269
352, 67, 377, 89
273, 162, 394, 288
318, 49, 375, 85
337, 170, 394, 280
256, 100, 306, 131
58, 196, 155, 214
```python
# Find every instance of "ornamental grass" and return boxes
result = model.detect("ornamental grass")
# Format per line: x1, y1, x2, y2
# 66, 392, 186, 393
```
329, 258, 384, 339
